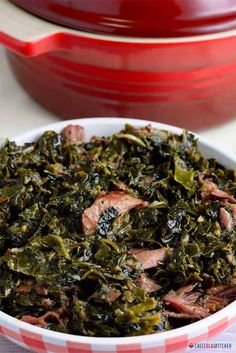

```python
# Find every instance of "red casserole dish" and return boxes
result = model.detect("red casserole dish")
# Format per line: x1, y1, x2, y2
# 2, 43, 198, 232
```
1, 0, 236, 129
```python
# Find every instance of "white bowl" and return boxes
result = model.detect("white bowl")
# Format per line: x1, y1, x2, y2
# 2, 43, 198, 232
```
1, 117, 236, 353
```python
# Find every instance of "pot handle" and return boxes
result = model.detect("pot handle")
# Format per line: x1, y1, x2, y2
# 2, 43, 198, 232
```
0, 0, 72, 56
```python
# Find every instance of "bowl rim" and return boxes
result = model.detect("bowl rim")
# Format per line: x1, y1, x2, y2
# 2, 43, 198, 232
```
1, 117, 236, 347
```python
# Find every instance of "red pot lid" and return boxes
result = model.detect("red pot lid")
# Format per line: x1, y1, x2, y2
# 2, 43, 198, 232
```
11, 0, 236, 37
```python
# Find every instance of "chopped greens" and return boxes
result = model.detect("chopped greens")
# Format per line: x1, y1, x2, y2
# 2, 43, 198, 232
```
0, 123, 236, 337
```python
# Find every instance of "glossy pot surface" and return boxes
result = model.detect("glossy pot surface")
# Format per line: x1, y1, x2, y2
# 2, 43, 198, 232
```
1, 0, 236, 130
7, 30, 236, 130
11, 0, 236, 37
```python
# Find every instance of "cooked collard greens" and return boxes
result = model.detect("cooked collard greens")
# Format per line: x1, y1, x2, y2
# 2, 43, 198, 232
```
0, 123, 236, 337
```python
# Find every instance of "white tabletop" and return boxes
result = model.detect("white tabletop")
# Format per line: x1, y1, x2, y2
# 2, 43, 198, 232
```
0, 47, 58, 138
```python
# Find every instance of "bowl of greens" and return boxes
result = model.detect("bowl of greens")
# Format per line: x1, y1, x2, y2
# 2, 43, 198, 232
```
1, 118, 236, 353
